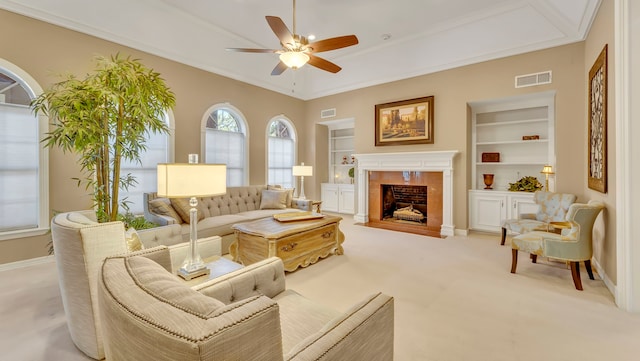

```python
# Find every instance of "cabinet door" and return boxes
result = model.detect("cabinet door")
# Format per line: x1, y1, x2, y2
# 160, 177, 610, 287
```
508, 193, 538, 219
321, 184, 339, 212
338, 185, 355, 214
469, 192, 506, 232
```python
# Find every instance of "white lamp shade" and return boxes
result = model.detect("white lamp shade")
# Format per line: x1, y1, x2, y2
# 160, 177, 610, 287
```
157, 163, 227, 198
279, 51, 310, 69
292, 165, 313, 177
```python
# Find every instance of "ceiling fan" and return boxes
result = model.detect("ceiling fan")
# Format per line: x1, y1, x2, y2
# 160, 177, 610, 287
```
226, 0, 359, 75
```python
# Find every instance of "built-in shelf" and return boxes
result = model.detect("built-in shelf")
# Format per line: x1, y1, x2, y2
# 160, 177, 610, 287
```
468, 91, 556, 233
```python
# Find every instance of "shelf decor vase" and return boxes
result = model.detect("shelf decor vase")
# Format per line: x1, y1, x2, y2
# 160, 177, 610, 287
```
483, 174, 495, 189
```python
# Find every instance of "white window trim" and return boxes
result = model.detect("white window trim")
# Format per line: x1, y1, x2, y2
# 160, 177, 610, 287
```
201, 103, 249, 185
0, 59, 49, 241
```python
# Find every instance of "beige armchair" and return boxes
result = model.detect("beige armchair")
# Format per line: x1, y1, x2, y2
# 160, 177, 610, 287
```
50, 211, 221, 359
98, 251, 395, 361
510, 201, 604, 290
501, 191, 577, 245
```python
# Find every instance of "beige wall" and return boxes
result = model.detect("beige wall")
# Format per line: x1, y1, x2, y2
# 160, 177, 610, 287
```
584, 0, 616, 283
0, 1, 617, 288
0, 9, 305, 264
305, 43, 587, 231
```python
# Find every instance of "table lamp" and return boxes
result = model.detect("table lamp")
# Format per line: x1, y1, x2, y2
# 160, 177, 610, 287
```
157, 154, 226, 280
540, 165, 555, 191
292, 162, 313, 200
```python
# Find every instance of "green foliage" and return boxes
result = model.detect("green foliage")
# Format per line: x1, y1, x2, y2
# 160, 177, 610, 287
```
508, 176, 543, 192
118, 212, 158, 230
348, 167, 355, 178
31, 54, 175, 222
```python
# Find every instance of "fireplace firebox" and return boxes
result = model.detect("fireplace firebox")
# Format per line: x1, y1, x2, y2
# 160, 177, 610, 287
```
381, 185, 428, 224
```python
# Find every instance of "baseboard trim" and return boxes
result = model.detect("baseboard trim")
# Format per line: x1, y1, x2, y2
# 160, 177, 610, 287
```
593, 258, 617, 299
0, 255, 55, 272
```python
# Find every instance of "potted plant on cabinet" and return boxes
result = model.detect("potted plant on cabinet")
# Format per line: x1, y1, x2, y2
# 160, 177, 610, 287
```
31, 54, 176, 222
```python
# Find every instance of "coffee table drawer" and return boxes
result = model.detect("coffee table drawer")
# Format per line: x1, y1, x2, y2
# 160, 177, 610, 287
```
276, 223, 339, 271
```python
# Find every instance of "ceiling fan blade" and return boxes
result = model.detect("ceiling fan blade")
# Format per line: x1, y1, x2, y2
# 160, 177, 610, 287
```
266, 16, 294, 46
308, 35, 359, 53
308, 54, 342, 73
226, 48, 278, 53
271, 61, 289, 76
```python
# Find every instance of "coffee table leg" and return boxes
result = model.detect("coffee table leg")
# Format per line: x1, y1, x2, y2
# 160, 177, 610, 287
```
335, 228, 345, 255
230, 232, 240, 263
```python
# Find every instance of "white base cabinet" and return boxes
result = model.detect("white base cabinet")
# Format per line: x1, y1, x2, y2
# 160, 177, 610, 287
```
468, 190, 538, 233
321, 183, 355, 214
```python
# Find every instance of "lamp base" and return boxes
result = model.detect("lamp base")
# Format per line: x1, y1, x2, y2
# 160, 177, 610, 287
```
177, 266, 210, 281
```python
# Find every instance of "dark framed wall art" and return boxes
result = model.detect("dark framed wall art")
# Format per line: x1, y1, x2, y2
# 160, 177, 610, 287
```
375, 96, 434, 146
588, 44, 608, 193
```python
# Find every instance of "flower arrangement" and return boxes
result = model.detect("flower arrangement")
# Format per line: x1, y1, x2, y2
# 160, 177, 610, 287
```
508, 176, 543, 192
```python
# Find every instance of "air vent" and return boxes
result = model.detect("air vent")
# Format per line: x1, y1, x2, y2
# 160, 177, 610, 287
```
515, 71, 552, 88
320, 108, 336, 118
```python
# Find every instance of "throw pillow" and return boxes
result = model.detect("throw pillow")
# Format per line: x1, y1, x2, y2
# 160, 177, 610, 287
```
148, 198, 184, 224
170, 198, 206, 224
260, 189, 288, 209
125, 228, 144, 252
268, 185, 294, 207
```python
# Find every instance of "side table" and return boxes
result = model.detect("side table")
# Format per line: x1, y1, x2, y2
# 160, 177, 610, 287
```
180, 256, 243, 286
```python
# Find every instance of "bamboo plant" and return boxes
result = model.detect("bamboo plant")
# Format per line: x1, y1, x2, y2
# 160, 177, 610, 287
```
31, 54, 176, 222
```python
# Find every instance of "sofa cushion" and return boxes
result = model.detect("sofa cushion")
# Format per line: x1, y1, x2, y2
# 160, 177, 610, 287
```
273, 289, 340, 355
125, 256, 225, 317
260, 189, 288, 209
191, 214, 252, 238
268, 185, 294, 207
170, 198, 206, 224
148, 198, 183, 224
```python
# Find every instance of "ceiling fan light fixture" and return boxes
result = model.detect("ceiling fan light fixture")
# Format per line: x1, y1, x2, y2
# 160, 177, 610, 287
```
279, 51, 310, 69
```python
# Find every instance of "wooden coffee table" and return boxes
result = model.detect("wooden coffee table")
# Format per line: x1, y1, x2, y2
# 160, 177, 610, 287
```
230, 215, 344, 272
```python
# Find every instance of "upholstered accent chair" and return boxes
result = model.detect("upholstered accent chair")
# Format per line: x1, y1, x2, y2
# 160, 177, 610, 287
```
50, 211, 221, 360
510, 201, 604, 290
98, 250, 395, 361
501, 191, 577, 245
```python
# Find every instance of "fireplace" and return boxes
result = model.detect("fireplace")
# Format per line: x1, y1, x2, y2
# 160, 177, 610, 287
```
353, 151, 458, 237
381, 184, 428, 224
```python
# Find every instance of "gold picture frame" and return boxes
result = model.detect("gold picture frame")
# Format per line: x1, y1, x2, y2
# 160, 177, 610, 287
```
588, 44, 607, 193
375, 96, 434, 146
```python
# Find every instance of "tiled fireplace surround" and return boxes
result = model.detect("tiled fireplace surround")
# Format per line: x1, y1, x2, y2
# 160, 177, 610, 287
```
354, 151, 459, 237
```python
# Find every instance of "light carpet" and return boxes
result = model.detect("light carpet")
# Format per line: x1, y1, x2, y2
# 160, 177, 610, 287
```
2, 214, 640, 360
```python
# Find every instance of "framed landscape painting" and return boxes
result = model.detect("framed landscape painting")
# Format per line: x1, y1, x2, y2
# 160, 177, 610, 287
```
588, 44, 607, 193
375, 96, 434, 146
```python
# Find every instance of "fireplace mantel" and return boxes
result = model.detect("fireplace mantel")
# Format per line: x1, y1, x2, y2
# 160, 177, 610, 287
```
353, 151, 459, 236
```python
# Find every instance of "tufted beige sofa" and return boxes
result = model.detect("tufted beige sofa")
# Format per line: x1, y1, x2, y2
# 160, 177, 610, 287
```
144, 185, 312, 254
98, 249, 395, 361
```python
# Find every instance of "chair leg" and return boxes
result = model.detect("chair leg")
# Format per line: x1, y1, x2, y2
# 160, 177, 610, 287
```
530, 254, 537, 263
510, 249, 518, 273
501, 227, 507, 245
584, 260, 595, 280
570, 262, 583, 291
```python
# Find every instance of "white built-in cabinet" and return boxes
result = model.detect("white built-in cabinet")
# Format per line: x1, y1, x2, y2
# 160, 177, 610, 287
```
321, 183, 355, 214
468, 91, 555, 232
318, 118, 355, 214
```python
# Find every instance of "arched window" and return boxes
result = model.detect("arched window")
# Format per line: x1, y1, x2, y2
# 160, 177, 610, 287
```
203, 105, 248, 186
267, 117, 297, 188
119, 111, 174, 215
0, 60, 48, 239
